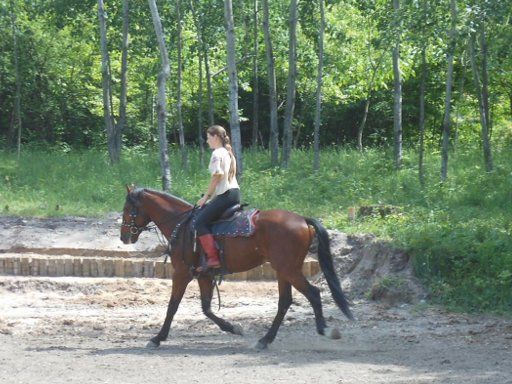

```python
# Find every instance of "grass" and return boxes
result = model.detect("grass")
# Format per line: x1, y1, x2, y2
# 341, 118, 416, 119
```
0, 143, 511, 314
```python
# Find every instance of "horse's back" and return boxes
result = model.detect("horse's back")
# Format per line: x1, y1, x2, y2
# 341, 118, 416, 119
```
255, 209, 314, 249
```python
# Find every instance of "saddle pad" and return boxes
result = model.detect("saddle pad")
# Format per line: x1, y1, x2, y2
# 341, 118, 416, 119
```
210, 209, 259, 237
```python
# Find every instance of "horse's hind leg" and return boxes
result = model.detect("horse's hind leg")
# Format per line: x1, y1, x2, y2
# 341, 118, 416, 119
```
148, 274, 191, 348
287, 273, 327, 336
255, 277, 292, 350
197, 276, 243, 336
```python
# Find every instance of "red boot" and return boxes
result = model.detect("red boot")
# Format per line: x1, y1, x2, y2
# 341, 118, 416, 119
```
197, 234, 221, 270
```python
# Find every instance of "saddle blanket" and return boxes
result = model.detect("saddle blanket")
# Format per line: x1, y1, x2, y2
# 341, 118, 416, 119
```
209, 208, 259, 237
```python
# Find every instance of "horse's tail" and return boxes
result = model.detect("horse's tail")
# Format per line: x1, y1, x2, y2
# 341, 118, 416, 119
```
305, 217, 354, 321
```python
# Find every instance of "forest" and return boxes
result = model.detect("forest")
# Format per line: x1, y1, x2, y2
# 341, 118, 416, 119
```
1, 0, 511, 313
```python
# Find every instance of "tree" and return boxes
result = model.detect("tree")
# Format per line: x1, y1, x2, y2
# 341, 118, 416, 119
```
118, 0, 129, 161
282, 0, 298, 168
148, 0, 171, 191
392, 0, 402, 170
251, 0, 259, 148
224, 0, 243, 177
313, 0, 325, 172
176, 0, 188, 169
97, 0, 121, 164
440, 0, 457, 182
9, 0, 21, 159
470, 30, 493, 172
262, 0, 279, 166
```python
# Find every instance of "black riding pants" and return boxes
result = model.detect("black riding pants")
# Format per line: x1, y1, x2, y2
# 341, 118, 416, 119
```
194, 188, 240, 236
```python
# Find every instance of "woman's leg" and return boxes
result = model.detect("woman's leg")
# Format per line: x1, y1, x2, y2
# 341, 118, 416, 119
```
194, 189, 240, 269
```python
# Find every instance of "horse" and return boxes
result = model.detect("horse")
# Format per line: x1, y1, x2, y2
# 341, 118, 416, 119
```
120, 186, 354, 350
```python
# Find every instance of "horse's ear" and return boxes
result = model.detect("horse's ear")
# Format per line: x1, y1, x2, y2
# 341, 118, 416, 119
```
126, 184, 132, 193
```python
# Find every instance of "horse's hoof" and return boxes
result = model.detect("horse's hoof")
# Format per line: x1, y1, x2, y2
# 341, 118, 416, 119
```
146, 340, 160, 349
325, 327, 341, 340
232, 324, 244, 336
252, 340, 267, 351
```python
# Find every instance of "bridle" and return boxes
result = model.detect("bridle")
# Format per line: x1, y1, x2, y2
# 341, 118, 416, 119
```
121, 204, 151, 235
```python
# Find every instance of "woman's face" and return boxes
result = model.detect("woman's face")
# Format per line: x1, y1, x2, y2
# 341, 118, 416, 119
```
206, 133, 221, 149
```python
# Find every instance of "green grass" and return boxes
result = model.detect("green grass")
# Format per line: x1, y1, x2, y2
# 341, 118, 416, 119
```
0, 144, 511, 314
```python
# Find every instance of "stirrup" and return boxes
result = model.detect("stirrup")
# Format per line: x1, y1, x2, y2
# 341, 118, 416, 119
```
196, 263, 221, 273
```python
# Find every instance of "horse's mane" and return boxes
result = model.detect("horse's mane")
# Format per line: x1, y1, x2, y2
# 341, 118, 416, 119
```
129, 187, 193, 209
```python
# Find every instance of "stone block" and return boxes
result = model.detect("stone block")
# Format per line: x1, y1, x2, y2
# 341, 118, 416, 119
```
73, 259, 82, 277
114, 259, 124, 277
154, 261, 165, 279
55, 259, 65, 276
144, 260, 154, 278
82, 259, 91, 277
47, 259, 57, 277
39, 258, 49, 276
104, 259, 114, 277
64, 258, 74, 276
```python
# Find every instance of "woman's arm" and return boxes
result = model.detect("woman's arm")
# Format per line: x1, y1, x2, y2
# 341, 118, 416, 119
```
197, 174, 222, 206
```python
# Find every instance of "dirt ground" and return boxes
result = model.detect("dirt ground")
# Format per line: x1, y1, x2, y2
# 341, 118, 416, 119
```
0, 215, 511, 384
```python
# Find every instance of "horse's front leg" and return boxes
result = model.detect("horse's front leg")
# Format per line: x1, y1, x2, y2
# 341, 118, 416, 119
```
147, 274, 191, 348
197, 276, 243, 336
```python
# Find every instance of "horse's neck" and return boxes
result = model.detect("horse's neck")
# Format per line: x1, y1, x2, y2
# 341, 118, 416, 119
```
144, 191, 191, 238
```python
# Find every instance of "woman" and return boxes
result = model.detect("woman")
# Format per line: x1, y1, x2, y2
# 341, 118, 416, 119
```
195, 125, 240, 270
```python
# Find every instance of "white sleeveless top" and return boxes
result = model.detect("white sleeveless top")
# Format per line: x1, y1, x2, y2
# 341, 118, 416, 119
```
208, 147, 239, 197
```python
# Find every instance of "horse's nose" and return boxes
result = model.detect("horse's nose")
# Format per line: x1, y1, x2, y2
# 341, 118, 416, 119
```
120, 234, 131, 244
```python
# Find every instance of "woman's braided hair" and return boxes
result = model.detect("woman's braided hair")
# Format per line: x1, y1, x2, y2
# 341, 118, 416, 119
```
207, 125, 237, 181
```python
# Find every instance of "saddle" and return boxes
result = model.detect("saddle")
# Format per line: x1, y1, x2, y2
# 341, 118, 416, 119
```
194, 204, 259, 238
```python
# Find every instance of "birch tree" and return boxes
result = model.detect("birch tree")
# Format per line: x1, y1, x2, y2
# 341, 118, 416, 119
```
470, 30, 493, 172
313, 0, 325, 172
282, 0, 298, 168
97, 0, 121, 164
176, 0, 188, 169
392, 0, 402, 170
118, 0, 129, 160
148, 0, 171, 191
224, 0, 243, 177
251, 0, 259, 147
262, 0, 279, 166
440, 0, 457, 181
9, 0, 21, 159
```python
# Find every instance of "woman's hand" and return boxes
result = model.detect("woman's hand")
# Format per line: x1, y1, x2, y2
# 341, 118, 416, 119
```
197, 195, 209, 207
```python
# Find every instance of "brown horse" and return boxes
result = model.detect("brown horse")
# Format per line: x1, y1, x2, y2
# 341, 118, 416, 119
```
120, 186, 353, 350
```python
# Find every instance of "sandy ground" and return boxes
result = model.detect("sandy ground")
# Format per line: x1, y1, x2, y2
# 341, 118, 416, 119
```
1, 215, 511, 384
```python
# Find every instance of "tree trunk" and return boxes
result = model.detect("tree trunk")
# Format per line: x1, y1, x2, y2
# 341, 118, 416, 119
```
480, 22, 491, 139
418, 46, 426, 187
224, 0, 243, 177
118, 0, 129, 161
251, 0, 259, 148
470, 33, 493, 172
97, 0, 119, 164
10, 0, 22, 158
313, 0, 325, 172
441, 0, 457, 182
197, 48, 205, 167
357, 100, 370, 152
453, 62, 465, 150
392, 0, 402, 170
148, 0, 172, 191
176, 0, 188, 169
282, 0, 298, 168
262, 0, 279, 166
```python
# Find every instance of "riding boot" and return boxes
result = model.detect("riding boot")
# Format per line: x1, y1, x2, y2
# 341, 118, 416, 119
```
197, 234, 221, 269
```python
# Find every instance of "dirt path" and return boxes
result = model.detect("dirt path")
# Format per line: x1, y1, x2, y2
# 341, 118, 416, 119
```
1, 276, 511, 384
0, 215, 511, 383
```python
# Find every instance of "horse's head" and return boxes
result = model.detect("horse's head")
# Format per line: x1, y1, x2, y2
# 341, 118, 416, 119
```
120, 185, 152, 244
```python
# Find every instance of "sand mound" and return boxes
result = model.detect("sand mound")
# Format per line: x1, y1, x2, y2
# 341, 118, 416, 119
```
313, 231, 427, 305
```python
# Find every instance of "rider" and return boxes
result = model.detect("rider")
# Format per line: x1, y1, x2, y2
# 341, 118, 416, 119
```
195, 125, 240, 270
